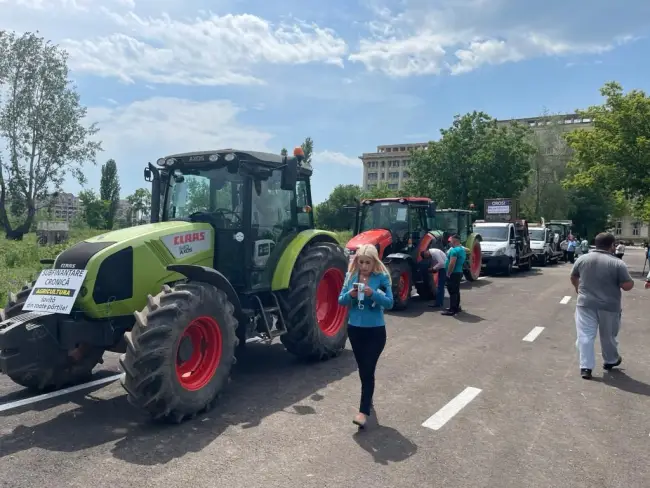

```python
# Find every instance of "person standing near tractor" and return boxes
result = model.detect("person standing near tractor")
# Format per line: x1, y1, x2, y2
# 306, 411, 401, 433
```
615, 241, 626, 259
338, 244, 394, 429
442, 234, 466, 316
419, 247, 448, 308
567, 236, 578, 263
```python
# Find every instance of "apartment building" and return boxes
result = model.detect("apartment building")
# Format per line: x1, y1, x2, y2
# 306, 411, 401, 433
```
359, 142, 428, 191
46, 192, 84, 222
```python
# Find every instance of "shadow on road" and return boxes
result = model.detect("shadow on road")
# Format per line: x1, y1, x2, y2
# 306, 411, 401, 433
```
453, 311, 485, 324
352, 410, 417, 465
0, 343, 357, 466
595, 370, 650, 397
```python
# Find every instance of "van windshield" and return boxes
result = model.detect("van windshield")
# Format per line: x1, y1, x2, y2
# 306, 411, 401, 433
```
474, 225, 509, 242
529, 229, 545, 241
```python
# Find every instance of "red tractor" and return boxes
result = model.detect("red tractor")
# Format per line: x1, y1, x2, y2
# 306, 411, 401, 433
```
345, 198, 483, 310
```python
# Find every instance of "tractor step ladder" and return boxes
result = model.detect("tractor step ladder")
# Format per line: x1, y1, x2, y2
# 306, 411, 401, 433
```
250, 293, 287, 341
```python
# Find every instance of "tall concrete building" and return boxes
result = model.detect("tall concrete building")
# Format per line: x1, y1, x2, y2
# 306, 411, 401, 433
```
359, 142, 428, 191
46, 192, 84, 222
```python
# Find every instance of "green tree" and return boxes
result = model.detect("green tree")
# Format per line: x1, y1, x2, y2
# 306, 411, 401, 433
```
0, 31, 101, 239
564, 81, 650, 221
301, 137, 313, 165
361, 182, 399, 199
315, 184, 362, 230
405, 111, 535, 215
78, 189, 107, 229
99, 159, 120, 229
186, 178, 210, 213
126, 188, 151, 225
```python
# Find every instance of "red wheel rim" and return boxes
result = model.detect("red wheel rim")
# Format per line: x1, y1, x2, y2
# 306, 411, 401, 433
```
399, 271, 410, 302
316, 268, 347, 337
470, 241, 481, 277
175, 316, 222, 391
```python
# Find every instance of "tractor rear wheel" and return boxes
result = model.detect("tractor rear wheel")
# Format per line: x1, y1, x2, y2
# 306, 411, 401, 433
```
279, 242, 348, 360
463, 239, 482, 282
389, 261, 411, 310
1, 281, 105, 391
120, 282, 239, 423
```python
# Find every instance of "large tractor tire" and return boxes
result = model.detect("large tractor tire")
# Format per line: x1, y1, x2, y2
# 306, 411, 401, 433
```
120, 282, 239, 423
389, 261, 411, 310
463, 236, 483, 282
279, 242, 348, 360
1, 281, 105, 391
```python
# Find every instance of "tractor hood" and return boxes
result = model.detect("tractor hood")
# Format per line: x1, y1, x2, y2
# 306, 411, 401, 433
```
346, 229, 392, 250
54, 221, 210, 270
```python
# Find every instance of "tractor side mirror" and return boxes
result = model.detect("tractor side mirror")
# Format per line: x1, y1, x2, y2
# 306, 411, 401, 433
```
144, 167, 152, 182
281, 157, 298, 191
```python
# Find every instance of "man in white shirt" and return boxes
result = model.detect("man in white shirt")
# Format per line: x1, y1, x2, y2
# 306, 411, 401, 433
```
615, 242, 625, 259
419, 247, 448, 308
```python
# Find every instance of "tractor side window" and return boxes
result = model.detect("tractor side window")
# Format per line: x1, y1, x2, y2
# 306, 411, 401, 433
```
458, 213, 469, 242
296, 180, 311, 228
251, 171, 293, 243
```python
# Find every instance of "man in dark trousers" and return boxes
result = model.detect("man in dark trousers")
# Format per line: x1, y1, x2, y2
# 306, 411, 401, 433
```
442, 234, 466, 316
570, 232, 634, 379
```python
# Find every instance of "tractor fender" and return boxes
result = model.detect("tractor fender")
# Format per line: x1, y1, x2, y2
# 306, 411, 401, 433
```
271, 229, 341, 291
385, 252, 412, 262
166, 264, 244, 324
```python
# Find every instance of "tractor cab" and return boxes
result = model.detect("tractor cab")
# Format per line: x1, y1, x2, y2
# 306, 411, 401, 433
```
434, 209, 475, 249
347, 197, 437, 260
145, 147, 313, 293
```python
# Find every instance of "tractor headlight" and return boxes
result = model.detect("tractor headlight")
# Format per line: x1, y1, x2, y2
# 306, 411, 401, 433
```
156, 158, 166, 167
165, 158, 176, 166
208, 153, 220, 162
224, 153, 236, 162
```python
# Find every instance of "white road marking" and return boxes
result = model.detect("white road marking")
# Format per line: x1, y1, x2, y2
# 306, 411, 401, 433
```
477, 277, 486, 281
0, 373, 124, 413
523, 326, 545, 342
422, 386, 482, 431
560, 296, 571, 304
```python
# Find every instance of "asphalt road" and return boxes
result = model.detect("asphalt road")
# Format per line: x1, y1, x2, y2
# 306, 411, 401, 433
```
1, 248, 649, 488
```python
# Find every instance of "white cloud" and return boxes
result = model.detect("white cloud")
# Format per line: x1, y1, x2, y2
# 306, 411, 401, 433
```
60, 11, 348, 86
349, 0, 645, 77
71, 97, 275, 195
313, 150, 360, 167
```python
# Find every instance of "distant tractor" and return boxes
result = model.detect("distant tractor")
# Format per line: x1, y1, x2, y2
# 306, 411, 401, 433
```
344, 198, 482, 310
0, 146, 350, 424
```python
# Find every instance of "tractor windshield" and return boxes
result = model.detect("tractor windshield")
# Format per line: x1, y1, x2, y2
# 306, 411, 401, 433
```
166, 167, 245, 228
359, 201, 409, 234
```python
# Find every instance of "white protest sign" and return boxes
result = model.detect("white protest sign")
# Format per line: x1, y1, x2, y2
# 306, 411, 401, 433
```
23, 268, 88, 315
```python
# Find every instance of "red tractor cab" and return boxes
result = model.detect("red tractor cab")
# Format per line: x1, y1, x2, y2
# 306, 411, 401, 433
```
345, 197, 439, 310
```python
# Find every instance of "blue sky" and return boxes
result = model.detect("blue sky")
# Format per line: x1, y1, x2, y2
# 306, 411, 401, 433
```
2, 0, 649, 203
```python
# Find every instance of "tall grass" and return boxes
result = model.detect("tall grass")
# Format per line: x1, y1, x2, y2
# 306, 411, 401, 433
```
0, 229, 353, 306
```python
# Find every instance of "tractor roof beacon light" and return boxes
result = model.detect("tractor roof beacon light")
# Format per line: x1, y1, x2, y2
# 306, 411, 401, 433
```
293, 147, 305, 162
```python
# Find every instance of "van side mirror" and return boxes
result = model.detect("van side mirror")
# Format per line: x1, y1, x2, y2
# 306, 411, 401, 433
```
281, 157, 298, 191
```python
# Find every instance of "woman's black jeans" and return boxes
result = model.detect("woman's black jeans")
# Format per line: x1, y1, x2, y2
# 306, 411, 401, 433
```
347, 325, 387, 416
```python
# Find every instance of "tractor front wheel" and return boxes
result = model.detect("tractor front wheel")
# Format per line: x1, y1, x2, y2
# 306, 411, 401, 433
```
389, 261, 411, 310
120, 282, 238, 423
1, 281, 105, 391
279, 242, 348, 360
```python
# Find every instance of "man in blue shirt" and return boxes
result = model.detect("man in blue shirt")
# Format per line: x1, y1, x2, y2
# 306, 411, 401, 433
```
442, 234, 466, 316
567, 236, 577, 263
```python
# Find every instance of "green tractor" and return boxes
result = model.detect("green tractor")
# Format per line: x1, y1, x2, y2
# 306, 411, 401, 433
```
0, 147, 350, 422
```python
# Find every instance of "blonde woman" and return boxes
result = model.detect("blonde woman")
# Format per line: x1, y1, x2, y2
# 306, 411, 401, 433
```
338, 244, 394, 428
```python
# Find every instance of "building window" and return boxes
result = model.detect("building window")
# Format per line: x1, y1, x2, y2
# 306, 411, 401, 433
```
632, 222, 641, 236
367, 173, 377, 180
615, 221, 622, 235
388, 183, 398, 190
380, 173, 385, 179
389, 172, 399, 179
402, 171, 410, 178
